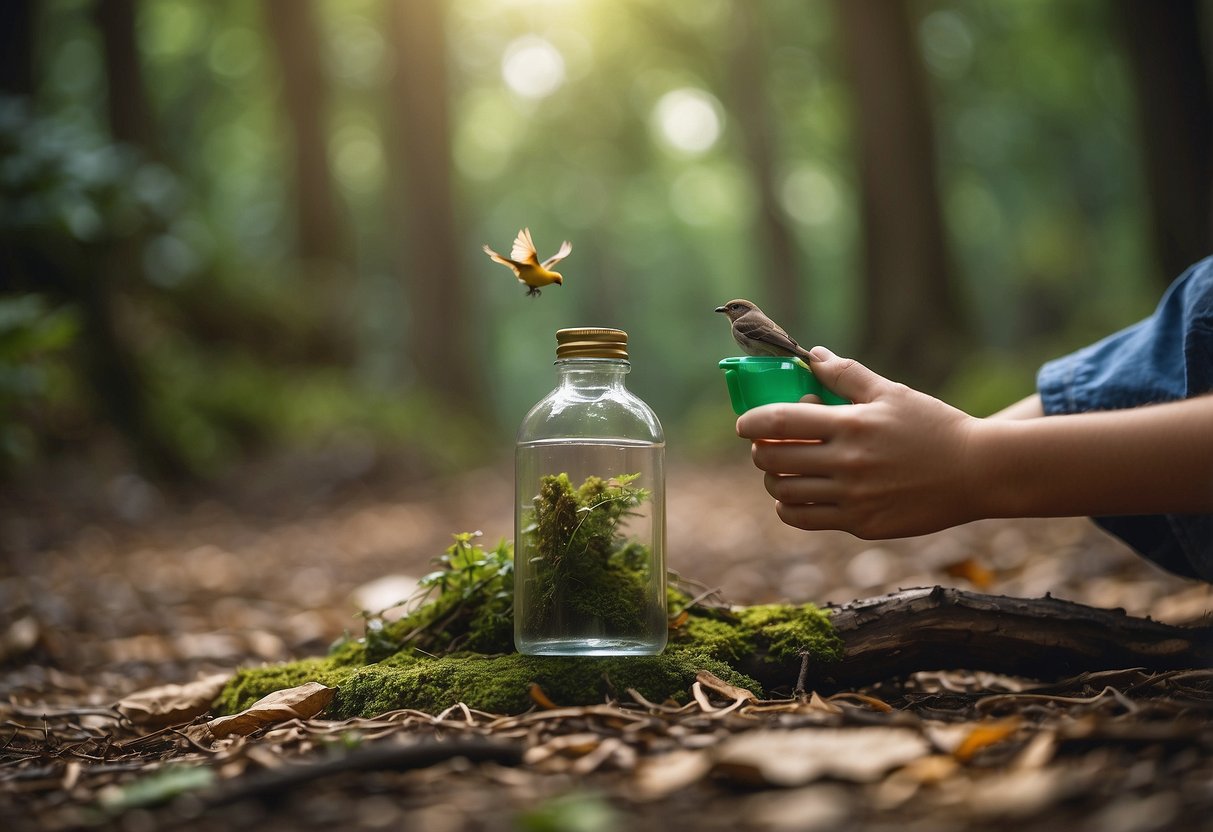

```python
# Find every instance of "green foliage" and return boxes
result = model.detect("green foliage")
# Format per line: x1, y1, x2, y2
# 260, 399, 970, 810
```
10, 1, 1169, 475
521, 473, 653, 639
366, 532, 515, 661
515, 791, 618, 832
0, 97, 188, 256
98, 765, 216, 813
0, 295, 79, 466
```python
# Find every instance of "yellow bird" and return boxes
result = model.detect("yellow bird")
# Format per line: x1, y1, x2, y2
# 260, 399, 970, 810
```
482, 228, 572, 297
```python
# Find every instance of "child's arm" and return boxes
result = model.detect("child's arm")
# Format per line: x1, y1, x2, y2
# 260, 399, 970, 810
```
736, 347, 1213, 539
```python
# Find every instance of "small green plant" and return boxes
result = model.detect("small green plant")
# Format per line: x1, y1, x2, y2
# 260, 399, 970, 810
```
519, 473, 654, 640
361, 531, 515, 661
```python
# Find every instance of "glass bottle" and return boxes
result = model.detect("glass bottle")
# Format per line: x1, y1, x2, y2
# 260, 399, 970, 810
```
514, 327, 667, 655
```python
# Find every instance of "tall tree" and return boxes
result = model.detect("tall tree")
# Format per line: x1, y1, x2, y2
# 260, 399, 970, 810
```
726, 0, 806, 335
82, 0, 186, 475
1114, 0, 1213, 285
834, 0, 964, 387
262, 0, 349, 266
94, 0, 157, 155
0, 1, 36, 97
384, 0, 478, 406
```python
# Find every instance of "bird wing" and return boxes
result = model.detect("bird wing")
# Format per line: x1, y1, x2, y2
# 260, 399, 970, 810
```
482, 244, 522, 276
541, 240, 572, 269
735, 316, 804, 353
511, 228, 540, 265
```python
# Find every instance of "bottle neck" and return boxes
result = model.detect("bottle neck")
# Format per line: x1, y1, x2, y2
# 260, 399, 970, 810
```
555, 358, 630, 391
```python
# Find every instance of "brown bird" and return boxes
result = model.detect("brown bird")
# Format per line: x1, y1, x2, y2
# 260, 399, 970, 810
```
482, 228, 572, 297
715, 299, 813, 362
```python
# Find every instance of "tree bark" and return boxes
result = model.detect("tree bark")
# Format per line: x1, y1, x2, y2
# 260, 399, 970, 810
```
1113, 0, 1213, 287
727, 0, 806, 336
90, 0, 186, 477
384, 0, 478, 406
0, 0, 36, 97
94, 0, 158, 156
834, 0, 965, 388
262, 0, 350, 266
740, 587, 1213, 693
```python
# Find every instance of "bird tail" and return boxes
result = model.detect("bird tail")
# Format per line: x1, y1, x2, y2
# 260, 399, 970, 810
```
482, 244, 515, 268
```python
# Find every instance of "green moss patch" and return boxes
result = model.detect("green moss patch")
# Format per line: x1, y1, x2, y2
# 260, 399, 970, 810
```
214, 533, 842, 717
218, 652, 758, 717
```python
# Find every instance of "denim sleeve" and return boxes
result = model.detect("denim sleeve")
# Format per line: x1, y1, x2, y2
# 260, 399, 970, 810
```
1036, 257, 1213, 582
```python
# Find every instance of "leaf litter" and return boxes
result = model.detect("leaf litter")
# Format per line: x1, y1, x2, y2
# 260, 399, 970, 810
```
2, 460, 1212, 830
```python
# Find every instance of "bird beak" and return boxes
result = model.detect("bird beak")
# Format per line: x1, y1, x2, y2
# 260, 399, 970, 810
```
556, 276, 563, 285
714, 306, 726, 314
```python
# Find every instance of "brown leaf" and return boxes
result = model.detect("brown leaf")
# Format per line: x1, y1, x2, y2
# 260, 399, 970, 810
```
943, 557, 995, 589
631, 749, 713, 801
529, 682, 560, 710
190, 682, 335, 741
954, 718, 1021, 762
713, 728, 930, 786
523, 732, 601, 765
115, 673, 231, 729
828, 692, 893, 713
802, 691, 844, 715
695, 670, 757, 703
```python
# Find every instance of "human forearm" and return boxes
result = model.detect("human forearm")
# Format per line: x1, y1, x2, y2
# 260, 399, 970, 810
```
970, 395, 1213, 518
989, 393, 1044, 420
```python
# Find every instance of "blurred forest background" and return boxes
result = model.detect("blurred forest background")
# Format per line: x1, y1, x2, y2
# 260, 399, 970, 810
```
2, 0, 1211, 492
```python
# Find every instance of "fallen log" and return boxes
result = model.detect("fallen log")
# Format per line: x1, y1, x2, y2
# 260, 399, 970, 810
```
740, 587, 1213, 693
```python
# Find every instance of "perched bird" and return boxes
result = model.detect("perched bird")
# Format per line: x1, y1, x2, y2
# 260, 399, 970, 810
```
715, 299, 814, 362
482, 228, 572, 297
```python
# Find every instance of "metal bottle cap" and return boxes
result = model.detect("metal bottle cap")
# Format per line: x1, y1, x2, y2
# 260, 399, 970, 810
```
555, 327, 629, 360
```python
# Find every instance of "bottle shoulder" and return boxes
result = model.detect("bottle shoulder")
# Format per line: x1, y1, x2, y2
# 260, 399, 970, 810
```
518, 385, 664, 443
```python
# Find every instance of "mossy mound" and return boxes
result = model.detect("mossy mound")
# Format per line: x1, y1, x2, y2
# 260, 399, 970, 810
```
216, 651, 758, 717
215, 533, 842, 717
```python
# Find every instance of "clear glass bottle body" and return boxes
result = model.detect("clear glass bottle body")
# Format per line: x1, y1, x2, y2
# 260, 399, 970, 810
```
514, 357, 667, 655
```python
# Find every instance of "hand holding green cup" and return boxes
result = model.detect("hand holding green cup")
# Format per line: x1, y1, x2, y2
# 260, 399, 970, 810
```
718, 356, 849, 415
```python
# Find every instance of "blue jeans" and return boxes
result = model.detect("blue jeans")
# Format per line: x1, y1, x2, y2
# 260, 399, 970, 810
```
1037, 257, 1213, 582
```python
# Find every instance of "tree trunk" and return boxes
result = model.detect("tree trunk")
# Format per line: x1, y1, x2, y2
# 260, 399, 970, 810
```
91, 0, 186, 477
262, 0, 349, 266
740, 587, 1213, 693
94, 0, 157, 156
0, 0, 36, 97
727, 1, 806, 336
1113, 0, 1213, 286
834, 0, 965, 388
384, 0, 478, 406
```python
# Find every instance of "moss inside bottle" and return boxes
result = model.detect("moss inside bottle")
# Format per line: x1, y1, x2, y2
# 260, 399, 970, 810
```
514, 327, 667, 656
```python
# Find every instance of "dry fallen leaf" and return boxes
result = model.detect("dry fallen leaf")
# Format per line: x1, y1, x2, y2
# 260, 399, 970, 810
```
944, 557, 995, 589
115, 673, 232, 729
630, 749, 713, 801
187, 681, 335, 742
926, 718, 1021, 760
828, 691, 893, 713
529, 682, 561, 710
966, 766, 1083, 820
695, 670, 757, 703
953, 718, 1021, 762
713, 727, 930, 786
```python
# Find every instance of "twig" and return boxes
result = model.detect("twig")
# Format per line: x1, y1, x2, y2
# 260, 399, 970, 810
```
793, 651, 811, 699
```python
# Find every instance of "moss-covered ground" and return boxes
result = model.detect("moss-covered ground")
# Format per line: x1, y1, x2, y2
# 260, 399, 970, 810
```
215, 534, 842, 717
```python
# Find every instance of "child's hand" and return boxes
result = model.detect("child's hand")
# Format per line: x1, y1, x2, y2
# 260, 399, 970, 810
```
736, 347, 983, 538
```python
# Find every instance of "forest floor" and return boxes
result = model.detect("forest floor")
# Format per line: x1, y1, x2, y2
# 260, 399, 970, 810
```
2, 452, 1211, 831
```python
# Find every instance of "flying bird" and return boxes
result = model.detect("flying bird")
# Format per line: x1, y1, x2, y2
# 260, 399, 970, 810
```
715, 299, 814, 363
482, 228, 572, 297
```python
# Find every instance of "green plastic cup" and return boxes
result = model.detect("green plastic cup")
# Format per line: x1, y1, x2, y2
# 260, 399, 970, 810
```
718, 356, 849, 415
